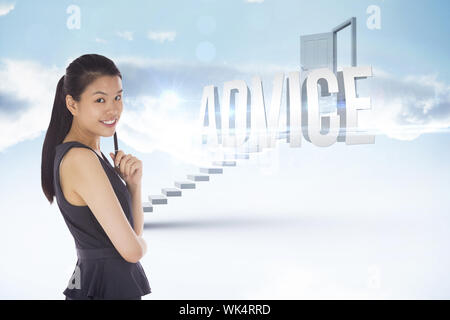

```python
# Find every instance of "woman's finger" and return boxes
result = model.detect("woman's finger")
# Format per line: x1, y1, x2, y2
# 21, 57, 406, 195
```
126, 159, 137, 177
128, 161, 139, 177
114, 150, 125, 167
120, 154, 133, 176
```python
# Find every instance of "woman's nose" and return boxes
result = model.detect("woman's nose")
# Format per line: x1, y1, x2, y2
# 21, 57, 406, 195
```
106, 104, 121, 114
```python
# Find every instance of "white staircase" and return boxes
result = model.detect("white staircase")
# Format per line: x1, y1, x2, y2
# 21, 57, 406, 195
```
141, 136, 284, 213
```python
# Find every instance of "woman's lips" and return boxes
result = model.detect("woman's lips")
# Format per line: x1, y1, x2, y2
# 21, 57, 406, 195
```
100, 119, 117, 127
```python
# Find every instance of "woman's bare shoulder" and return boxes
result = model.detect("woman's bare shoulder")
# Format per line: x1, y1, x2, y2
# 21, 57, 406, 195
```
60, 147, 103, 203
61, 147, 100, 172
59, 147, 101, 206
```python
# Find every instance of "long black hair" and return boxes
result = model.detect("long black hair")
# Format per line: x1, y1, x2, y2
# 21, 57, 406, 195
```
41, 54, 122, 204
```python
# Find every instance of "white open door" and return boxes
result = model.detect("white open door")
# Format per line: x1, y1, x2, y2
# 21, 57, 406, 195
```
300, 32, 334, 72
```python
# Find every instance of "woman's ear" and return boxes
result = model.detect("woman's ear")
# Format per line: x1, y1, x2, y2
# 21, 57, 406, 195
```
65, 95, 78, 116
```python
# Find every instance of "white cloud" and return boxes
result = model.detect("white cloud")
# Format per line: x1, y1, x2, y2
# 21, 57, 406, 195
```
112, 57, 450, 142
0, 57, 208, 166
113, 55, 184, 69
95, 37, 108, 44
120, 59, 450, 144
364, 68, 450, 141
0, 2, 14, 16
113, 55, 298, 83
0, 58, 62, 151
1, 56, 449, 156
245, 0, 264, 3
117, 94, 209, 166
147, 31, 176, 43
116, 31, 133, 41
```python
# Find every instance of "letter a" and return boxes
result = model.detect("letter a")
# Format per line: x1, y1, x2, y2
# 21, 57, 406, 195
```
66, 5, 81, 30
67, 265, 81, 289
366, 5, 381, 30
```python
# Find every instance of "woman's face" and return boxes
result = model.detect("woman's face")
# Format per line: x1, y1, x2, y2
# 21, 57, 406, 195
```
68, 75, 123, 137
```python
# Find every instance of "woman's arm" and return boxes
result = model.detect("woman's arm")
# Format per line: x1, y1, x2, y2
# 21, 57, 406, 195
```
127, 183, 145, 237
68, 148, 144, 263
137, 234, 147, 256
110, 149, 147, 260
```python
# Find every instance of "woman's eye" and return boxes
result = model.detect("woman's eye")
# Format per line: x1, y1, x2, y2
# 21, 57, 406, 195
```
115, 95, 121, 101
96, 98, 105, 103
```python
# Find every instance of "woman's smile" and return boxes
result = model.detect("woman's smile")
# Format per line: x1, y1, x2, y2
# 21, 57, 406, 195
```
100, 118, 118, 127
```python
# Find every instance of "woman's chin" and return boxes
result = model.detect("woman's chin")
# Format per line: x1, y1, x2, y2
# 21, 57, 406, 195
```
98, 131, 115, 138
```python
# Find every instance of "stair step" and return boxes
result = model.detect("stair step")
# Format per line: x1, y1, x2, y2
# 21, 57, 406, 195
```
212, 160, 236, 167
174, 181, 196, 189
223, 153, 250, 160
148, 194, 168, 204
142, 202, 153, 212
187, 174, 209, 181
199, 167, 223, 174
223, 153, 237, 160
234, 154, 250, 159
241, 145, 262, 153
246, 145, 263, 152
162, 187, 182, 196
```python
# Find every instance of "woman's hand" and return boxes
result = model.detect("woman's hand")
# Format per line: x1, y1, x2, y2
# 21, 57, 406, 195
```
109, 150, 143, 188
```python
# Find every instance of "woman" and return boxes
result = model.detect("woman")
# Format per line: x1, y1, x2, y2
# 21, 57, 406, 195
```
41, 54, 151, 300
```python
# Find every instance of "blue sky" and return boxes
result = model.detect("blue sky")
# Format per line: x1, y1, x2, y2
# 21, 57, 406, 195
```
0, 0, 450, 299
1, 0, 449, 76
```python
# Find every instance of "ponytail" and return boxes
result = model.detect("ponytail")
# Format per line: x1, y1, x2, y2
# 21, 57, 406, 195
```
41, 75, 73, 204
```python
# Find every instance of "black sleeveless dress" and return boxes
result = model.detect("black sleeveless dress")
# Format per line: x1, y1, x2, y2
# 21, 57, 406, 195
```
53, 141, 151, 300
